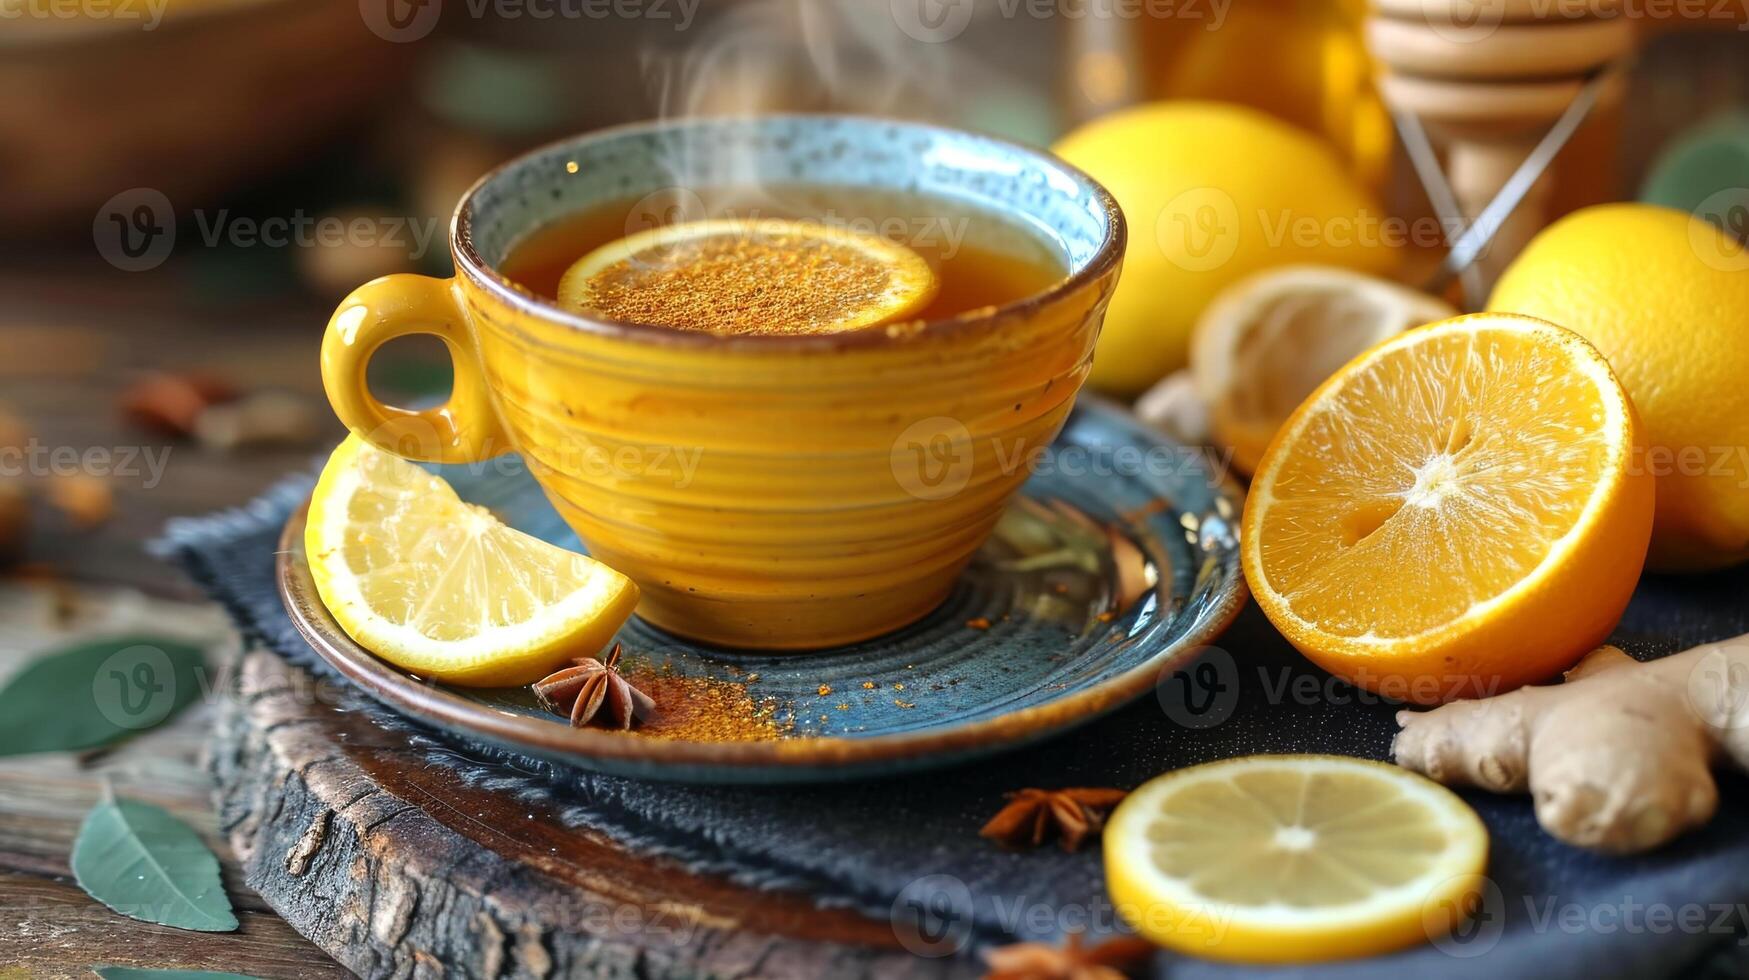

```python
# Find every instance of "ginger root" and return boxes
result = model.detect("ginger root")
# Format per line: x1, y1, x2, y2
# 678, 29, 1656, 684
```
1395, 641, 1749, 853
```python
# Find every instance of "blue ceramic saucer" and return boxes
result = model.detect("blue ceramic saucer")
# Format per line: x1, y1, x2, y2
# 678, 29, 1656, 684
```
278, 395, 1246, 784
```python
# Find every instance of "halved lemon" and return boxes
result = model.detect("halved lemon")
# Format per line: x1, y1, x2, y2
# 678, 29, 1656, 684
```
1189, 266, 1455, 475
1242, 313, 1653, 704
305, 436, 640, 687
556, 218, 939, 335
1105, 755, 1489, 963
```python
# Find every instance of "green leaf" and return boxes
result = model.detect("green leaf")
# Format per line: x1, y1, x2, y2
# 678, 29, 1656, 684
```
72, 797, 238, 933
0, 637, 208, 756
95, 970, 260, 980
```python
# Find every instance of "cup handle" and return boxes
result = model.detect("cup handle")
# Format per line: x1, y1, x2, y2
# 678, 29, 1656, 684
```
319, 273, 510, 464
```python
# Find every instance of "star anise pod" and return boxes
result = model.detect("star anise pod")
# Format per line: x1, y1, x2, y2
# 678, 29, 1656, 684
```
532, 643, 654, 730
982, 932, 1154, 980
979, 787, 1129, 852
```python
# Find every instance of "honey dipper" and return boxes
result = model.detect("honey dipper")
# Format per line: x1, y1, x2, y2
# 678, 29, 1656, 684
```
1367, 0, 1639, 296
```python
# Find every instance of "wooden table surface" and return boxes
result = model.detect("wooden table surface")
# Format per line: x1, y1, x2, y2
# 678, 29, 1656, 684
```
0, 255, 361, 977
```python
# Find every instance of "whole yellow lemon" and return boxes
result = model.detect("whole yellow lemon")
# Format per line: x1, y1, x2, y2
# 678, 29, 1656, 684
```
1489, 203, 1749, 570
1053, 102, 1397, 396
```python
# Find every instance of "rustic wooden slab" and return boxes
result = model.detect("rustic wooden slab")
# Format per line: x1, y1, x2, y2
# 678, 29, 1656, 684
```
211, 647, 971, 979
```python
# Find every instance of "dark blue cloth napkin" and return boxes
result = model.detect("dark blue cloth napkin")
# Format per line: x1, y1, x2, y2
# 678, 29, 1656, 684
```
159, 476, 1749, 979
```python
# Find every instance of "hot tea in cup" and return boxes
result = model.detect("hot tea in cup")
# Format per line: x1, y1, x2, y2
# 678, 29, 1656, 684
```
501, 185, 1066, 336
319, 115, 1124, 649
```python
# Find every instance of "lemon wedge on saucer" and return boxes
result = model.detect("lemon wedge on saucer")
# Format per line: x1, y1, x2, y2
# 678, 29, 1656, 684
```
304, 436, 640, 687
1104, 755, 1489, 963
556, 218, 939, 335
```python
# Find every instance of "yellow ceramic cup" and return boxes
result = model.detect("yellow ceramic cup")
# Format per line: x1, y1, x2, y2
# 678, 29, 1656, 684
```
320, 115, 1125, 649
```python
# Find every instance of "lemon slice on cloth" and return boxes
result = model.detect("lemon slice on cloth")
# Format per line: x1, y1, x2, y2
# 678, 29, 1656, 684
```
1104, 755, 1489, 963
304, 436, 639, 687
556, 218, 939, 335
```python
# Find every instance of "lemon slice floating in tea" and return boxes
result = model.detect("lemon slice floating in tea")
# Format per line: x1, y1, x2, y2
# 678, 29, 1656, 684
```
1104, 755, 1489, 963
556, 218, 940, 335
305, 435, 640, 687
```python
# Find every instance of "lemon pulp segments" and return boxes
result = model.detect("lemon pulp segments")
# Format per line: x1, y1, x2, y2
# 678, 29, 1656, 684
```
1104, 755, 1488, 963
1254, 318, 1621, 638
1241, 314, 1652, 701
305, 436, 640, 687
555, 218, 939, 335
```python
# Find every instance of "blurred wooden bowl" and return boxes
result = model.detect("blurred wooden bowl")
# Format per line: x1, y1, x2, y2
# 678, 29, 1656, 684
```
0, 0, 413, 236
